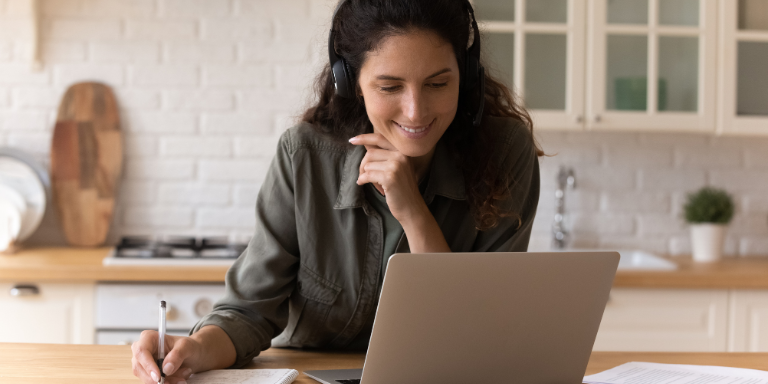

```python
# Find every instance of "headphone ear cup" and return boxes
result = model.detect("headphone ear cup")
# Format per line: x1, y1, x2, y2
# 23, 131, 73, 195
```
332, 59, 352, 98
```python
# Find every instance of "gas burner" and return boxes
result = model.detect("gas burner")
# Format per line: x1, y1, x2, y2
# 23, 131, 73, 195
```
114, 236, 247, 259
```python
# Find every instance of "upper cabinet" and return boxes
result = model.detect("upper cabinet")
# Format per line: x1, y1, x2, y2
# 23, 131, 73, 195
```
476, 0, 586, 130
587, 0, 717, 132
475, 0, 764, 135
719, 0, 768, 135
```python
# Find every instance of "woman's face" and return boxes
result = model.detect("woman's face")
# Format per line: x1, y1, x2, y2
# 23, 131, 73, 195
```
357, 30, 460, 158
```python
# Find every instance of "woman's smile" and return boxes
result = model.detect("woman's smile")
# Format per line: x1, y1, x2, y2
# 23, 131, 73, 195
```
393, 119, 434, 139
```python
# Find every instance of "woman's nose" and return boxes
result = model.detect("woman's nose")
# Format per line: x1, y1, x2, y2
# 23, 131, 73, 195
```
402, 87, 428, 122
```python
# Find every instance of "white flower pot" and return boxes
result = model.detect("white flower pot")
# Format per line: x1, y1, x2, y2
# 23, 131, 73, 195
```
690, 223, 727, 263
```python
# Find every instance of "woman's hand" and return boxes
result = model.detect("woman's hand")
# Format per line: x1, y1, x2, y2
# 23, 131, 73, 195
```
131, 332, 201, 384
351, 133, 429, 225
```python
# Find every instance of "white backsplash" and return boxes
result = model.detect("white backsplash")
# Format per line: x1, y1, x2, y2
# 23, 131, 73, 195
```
0, 0, 766, 256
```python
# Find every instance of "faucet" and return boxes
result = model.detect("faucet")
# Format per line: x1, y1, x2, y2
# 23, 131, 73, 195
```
552, 167, 576, 250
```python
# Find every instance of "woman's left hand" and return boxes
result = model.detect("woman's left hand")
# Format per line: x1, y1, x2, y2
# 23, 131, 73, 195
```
351, 133, 429, 225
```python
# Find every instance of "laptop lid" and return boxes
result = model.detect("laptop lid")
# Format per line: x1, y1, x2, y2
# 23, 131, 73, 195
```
358, 251, 619, 384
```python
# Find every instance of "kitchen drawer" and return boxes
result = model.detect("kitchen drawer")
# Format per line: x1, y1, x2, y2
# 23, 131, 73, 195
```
593, 288, 729, 352
96, 283, 225, 330
728, 290, 768, 352
0, 282, 94, 344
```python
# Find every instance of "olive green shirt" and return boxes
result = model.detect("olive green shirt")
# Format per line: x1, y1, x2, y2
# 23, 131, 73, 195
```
191, 116, 540, 368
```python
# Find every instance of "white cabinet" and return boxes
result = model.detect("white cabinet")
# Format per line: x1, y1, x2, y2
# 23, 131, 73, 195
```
0, 282, 95, 344
728, 290, 768, 352
476, 0, 587, 130
475, 0, 763, 135
593, 288, 729, 351
586, 0, 717, 132
718, 0, 768, 135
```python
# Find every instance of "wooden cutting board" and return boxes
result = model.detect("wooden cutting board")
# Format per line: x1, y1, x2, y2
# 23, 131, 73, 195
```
51, 82, 122, 247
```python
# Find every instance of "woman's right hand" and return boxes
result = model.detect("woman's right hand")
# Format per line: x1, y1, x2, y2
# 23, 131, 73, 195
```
131, 331, 202, 384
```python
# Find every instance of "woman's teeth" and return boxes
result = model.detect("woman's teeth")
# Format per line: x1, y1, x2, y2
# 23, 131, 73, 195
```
396, 122, 429, 133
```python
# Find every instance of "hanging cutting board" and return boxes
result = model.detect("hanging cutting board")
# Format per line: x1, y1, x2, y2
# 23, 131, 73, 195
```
51, 82, 122, 247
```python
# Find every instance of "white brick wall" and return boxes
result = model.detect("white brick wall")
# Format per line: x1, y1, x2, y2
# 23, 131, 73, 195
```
532, 132, 768, 256
1, 0, 766, 255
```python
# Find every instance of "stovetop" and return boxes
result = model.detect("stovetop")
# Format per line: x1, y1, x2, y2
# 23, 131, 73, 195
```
102, 236, 248, 266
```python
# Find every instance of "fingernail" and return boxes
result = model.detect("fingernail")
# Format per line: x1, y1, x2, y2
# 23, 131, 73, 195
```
182, 368, 192, 377
163, 363, 175, 375
150, 371, 159, 381
179, 381, 187, 384
349, 137, 358, 143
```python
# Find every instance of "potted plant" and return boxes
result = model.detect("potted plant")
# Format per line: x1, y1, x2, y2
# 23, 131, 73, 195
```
683, 187, 735, 262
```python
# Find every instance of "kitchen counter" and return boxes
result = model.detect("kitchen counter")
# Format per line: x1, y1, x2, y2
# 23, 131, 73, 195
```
2, 342, 768, 383
3, 247, 768, 288
0, 247, 228, 282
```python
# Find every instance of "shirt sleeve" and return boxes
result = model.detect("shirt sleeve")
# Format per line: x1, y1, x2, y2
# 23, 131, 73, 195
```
191, 132, 300, 368
471, 122, 541, 252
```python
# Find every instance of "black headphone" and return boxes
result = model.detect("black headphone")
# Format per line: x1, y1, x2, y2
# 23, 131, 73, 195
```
328, 0, 486, 127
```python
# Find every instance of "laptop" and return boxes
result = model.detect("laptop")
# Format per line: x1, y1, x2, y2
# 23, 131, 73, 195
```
305, 251, 619, 384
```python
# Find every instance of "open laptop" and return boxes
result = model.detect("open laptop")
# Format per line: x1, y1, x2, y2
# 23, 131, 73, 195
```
305, 251, 619, 384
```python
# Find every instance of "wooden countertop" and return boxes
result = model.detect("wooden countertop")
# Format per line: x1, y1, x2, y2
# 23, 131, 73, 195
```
2, 343, 768, 383
0, 247, 228, 283
3, 247, 768, 288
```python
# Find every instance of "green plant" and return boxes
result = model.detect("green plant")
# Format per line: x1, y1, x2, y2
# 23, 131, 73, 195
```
684, 187, 735, 224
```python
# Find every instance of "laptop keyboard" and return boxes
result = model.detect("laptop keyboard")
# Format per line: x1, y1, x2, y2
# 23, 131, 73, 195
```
335, 380, 361, 384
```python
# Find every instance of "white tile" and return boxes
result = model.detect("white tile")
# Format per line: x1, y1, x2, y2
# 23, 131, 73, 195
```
199, 159, 269, 181
160, 136, 232, 157
158, 183, 231, 205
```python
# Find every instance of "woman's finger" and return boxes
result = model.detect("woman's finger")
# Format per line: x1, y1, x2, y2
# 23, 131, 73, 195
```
362, 160, 399, 174
361, 147, 400, 162
132, 355, 157, 384
161, 337, 196, 376
132, 332, 162, 382
357, 170, 393, 187
350, 133, 396, 150
166, 367, 194, 384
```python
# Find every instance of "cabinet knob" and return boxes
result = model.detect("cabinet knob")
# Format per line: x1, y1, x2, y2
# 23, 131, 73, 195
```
166, 305, 179, 321
594, 114, 602, 123
194, 298, 214, 318
575, 114, 584, 124
9, 284, 39, 297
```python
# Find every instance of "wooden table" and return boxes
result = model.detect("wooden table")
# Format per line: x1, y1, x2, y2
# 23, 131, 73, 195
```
2, 343, 768, 383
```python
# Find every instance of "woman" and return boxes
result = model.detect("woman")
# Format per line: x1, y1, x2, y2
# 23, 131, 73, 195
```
131, 0, 541, 383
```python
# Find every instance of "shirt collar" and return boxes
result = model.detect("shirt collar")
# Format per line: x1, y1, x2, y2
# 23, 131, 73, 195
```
334, 139, 466, 210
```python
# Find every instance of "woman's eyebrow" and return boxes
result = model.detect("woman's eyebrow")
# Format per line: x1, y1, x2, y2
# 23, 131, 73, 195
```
375, 68, 452, 81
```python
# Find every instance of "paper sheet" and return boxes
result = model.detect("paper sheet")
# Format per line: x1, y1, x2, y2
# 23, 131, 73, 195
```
584, 362, 768, 384
187, 368, 299, 384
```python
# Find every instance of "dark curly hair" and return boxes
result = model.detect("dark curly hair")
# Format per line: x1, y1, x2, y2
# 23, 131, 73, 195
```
302, 0, 543, 230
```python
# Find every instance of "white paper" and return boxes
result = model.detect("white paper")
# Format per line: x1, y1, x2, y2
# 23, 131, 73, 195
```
584, 362, 768, 384
187, 369, 299, 384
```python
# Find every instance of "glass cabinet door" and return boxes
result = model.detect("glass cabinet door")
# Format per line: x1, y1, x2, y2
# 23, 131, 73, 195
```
475, 0, 586, 130
587, 0, 717, 132
719, 0, 768, 135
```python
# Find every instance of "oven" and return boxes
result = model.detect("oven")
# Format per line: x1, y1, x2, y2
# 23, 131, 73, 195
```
95, 283, 226, 345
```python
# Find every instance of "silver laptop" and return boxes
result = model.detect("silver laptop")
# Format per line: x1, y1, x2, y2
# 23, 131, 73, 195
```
305, 251, 619, 384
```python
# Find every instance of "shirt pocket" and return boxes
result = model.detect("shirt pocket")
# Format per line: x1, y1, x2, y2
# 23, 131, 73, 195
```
286, 265, 342, 347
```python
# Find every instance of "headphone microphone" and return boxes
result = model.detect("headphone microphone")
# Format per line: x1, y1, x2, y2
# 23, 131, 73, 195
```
328, 0, 486, 127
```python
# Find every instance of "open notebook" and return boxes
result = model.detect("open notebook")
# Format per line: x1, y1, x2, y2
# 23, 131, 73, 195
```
187, 369, 299, 384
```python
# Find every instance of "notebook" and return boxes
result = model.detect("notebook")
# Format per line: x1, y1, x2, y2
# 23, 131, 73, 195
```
187, 368, 299, 384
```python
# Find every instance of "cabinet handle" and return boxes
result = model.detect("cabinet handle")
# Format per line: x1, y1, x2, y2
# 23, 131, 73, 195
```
594, 114, 602, 123
575, 115, 584, 124
10, 284, 40, 297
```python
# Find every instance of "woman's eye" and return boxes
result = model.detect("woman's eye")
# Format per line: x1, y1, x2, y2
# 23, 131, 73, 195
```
429, 82, 448, 88
379, 86, 400, 92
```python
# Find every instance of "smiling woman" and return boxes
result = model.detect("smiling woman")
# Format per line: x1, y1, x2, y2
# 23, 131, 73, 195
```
130, 1, 542, 383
